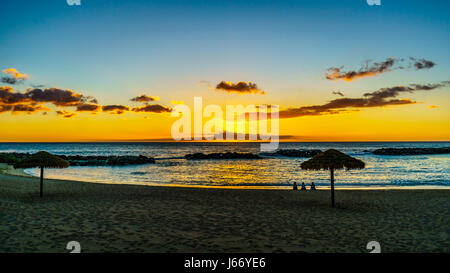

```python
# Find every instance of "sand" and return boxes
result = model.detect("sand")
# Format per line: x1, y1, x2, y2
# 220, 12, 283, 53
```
0, 167, 448, 253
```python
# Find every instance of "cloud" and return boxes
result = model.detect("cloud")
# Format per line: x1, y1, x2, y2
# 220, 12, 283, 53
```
362, 82, 449, 99
278, 81, 449, 119
56, 110, 77, 118
332, 91, 344, 97
171, 100, 184, 105
132, 104, 172, 113
130, 95, 159, 103
0, 86, 173, 117
215, 81, 265, 95
199, 80, 214, 91
2, 68, 30, 80
0, 87, 96, 107
76, 103, 102, 112
428, 105, 438, 109
0, 87, 100, 115
8, 104, 49, 114
325, 57, 435, 81
1, 77, 22, 85
26, 88, 94, 106
325, 57, 396, 81
102, 105, 131, 115
410, 57, 435, 70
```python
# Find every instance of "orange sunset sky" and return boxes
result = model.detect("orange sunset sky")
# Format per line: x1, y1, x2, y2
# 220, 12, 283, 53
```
0, 1, 449, 142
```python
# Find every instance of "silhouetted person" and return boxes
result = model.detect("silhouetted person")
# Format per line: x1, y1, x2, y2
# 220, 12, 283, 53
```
301, 182, 307, 191
293, 182, 298, 190
310, 182, 316, 190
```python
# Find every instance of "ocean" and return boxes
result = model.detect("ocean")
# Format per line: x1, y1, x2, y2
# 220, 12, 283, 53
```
0, 142, 449, 189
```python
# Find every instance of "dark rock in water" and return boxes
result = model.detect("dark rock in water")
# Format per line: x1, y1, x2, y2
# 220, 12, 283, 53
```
184, 152, 261, 160
0, 153, 155, 166
58, 154, 155, 166
0, 153, 19, 164
260, 149, 322, 158
275, 149, 322, 157
0, 152, 29, 163
373, 147, 450, 155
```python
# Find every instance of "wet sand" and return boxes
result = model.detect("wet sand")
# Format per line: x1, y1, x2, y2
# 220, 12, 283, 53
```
0, 169, 448, 253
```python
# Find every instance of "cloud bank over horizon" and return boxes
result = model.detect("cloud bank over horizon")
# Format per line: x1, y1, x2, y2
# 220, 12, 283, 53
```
0, 86, 172, 117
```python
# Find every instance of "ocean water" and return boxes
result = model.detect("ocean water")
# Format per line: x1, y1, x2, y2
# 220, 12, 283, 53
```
0, 142, 449, 189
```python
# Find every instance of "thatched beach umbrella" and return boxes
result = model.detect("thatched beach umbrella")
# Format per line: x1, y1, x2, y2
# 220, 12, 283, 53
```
301, 149, 365, 208
14, 151, 69, 197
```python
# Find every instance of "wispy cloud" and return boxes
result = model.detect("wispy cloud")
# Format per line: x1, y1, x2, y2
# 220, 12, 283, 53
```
325, 57, 435, 82
332, 91, 344, 97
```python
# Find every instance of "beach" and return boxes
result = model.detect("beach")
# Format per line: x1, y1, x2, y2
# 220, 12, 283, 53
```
0, 166, 448, 253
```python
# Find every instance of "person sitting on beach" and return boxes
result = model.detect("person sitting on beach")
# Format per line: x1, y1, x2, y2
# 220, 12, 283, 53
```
293, 182, 298, 190
310, 182, 316, 190
300, 182, 307, 191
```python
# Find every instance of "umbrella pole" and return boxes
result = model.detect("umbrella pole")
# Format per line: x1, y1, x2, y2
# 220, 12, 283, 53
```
40, 167, 43, 198
330, 168, 335, 208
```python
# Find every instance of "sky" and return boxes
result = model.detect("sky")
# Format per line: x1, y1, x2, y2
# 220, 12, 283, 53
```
0, 0, 449, 141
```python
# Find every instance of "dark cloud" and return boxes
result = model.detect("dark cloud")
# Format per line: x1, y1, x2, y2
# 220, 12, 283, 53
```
12, 104, 49, 114
325, 57, 435, 81
56, 110, 77, 118
332, 91, 345, 97
130, 95, 159, 103
102, 105, 131, 115
215, 81, 265, 95
0, 86, 172, 117
0, 86, 28, 104
26, 88, 92, 106
76, 103, 102, 112
362, 82, 449, 99
1, 77, 23, 85
278, 81, 449, 119
0, 87, 95, 107
410, 57, 436, 70
325, 57, 396, 81
132, 104, 172, 113
0, 104, 13, 113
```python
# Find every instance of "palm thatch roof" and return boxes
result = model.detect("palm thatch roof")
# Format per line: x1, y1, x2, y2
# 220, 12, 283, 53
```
301, 149, 365, 171
14, 151, 70, 169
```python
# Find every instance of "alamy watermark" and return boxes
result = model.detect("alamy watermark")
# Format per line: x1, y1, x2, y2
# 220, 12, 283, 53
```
66, 241, 81, 253
367, 0, 381, 6
67, 0, 81, 6
366, 241, 381, 253
170, 97, 279, 152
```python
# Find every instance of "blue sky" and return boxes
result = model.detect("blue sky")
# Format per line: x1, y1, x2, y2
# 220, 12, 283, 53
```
1, 0, 449, 105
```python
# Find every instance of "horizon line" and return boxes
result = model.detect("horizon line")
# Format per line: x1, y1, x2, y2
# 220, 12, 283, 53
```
0, 140, 449, 143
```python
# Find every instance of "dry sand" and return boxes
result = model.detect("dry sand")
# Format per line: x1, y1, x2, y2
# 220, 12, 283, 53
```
0, 168, 448, 253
